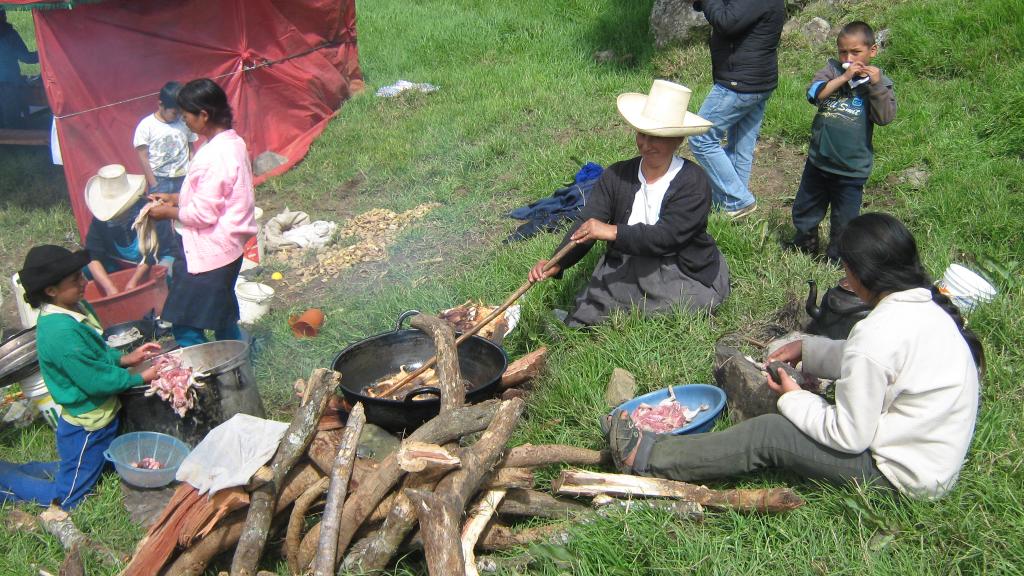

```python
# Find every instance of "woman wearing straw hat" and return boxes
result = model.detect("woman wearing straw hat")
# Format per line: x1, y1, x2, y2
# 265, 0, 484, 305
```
529, 80, 730, 327
84, 164, 178, 296
147, 78, 256, 347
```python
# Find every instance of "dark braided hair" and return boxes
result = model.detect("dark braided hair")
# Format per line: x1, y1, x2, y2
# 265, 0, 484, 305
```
838, 213, 984, 371
177, 78, 233, 129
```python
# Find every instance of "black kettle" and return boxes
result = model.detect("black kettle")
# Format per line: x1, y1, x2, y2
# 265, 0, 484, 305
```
805, 279, 871, 340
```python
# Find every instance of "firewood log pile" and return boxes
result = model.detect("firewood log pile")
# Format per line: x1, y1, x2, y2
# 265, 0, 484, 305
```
105, 327, 804, 575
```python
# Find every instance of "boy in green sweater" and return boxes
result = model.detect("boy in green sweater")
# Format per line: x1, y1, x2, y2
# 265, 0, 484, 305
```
787, 21, 897, 263
0, 245, 160, 508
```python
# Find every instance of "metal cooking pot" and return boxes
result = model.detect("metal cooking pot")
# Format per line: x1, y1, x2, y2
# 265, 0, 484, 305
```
0, 327, 39, 387
806, 279, 871, 340
332, 310, 508, 434
120, 340, 266, 447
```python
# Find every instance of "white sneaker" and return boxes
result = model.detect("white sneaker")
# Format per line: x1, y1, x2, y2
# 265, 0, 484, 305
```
724, 202, 757, 220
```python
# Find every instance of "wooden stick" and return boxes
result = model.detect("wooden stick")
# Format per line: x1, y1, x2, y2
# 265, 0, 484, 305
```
312, 402, 366, 576
39, 505, 122, 566
409, 314, 467, 411
398, 441, 462, 473
295, 399, 502, 570
501, 444, 610, 469
499, 346, 548, 390
462, 489, 507, 576
476, 521, 572, 551
284, 477, 329, 574
409, 397, 526, 576
484, 467, 534, 490
230, 369, 338, 576
376, 241, 579, 397
552, 469, 805, 514
496, 488, 589, 519
591, 493, 704, 522
163, 463, 322, 576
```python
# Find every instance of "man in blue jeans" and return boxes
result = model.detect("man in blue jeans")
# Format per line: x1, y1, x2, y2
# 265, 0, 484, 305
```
688, 0, 786, 219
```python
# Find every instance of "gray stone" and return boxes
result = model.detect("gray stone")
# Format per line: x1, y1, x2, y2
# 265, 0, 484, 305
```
886, 166, 931, 190
253, 151, 288, 177
604, 368, 637, 408
650, 0, 708, 48
120, 482, 178, 528
356, 423, 401, 459
875, 28, 891, 50
803, 17, 832, 46
714, 344, 780, 423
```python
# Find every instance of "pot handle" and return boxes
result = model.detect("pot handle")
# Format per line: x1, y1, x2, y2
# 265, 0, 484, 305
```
394, 310, 422, 332
402, 386, 441, 403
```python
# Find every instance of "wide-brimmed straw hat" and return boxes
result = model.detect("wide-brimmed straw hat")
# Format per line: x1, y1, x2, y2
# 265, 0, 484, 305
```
19, 245, 91, 294
616, 79, 712, 137
85, 164, 146, 222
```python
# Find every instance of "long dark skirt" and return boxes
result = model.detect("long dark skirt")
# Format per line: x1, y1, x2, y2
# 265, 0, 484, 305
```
161, 252, 243, 332
566, 250, 730, 327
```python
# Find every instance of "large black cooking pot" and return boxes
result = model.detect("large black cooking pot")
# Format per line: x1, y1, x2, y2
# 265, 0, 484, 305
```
332, 310, 508, 434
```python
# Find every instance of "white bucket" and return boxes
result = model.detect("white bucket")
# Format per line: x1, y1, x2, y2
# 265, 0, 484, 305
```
10, 273, 40, 329
236, 281, 274, 325
20, 370, 61, 429
941, 264, 996, 312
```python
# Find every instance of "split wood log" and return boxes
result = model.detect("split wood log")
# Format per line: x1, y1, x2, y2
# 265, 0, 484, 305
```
230, 369, 338, 576
39, 505, 122, 566
296, 399, 502, 570
307, 428, 343, 474
462, 489, 507, 576
501, 444, 610, 469
410, 314, 467, 410
245, 466, 274, 491
591, 493, 704, 522
312, 402, 366, 576
162, 462, 322, 576
284, 476, 329, 574
552, 470, 805, 514
398, 441, 462, 473
408, 397, 525, 576
497, 488, 589, 519
499, 346, 548, 390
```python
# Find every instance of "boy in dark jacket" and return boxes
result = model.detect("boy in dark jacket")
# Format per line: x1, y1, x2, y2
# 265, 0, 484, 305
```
788, 21, 897, 262
688, 0, 787, 219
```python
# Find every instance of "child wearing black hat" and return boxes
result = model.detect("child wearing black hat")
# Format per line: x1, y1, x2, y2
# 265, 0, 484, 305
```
0, 245, 161, 509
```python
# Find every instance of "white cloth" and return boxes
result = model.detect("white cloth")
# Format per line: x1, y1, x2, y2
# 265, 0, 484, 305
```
777, 288, 979, 499
627, 156, 685, 225
133, 113, 197, 178
281, 220, 337, 250
175, 413, 289, 496
50, 118, 62, 165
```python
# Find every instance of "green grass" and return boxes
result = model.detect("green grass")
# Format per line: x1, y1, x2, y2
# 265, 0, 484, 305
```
2, 0, 1024, 574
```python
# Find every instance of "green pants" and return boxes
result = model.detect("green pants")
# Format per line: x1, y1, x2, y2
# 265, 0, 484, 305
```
636, 414, 893, 489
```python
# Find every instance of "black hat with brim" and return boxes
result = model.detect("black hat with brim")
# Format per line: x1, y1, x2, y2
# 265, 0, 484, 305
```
19, 245, 91, 294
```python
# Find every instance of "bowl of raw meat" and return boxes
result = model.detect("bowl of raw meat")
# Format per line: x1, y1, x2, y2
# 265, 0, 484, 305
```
613, 384, 726, 435
104, 431, 190, 488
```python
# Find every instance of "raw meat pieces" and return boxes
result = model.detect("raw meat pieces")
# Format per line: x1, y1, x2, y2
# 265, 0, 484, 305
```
131, 457, 164, 470
630, 398, 708, 433
145, 355, 196, 417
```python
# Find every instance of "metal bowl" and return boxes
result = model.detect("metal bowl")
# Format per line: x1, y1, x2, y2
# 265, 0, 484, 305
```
0, 328, 39, 387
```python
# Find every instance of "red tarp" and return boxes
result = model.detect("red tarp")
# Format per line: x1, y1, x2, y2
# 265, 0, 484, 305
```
25, 0, 361, 237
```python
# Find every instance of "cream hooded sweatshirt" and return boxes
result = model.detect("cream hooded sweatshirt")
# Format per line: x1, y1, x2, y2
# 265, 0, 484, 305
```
777, 288, 979, 498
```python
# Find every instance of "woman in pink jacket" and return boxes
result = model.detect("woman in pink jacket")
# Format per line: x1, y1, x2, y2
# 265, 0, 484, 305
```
149, 78, 256, 347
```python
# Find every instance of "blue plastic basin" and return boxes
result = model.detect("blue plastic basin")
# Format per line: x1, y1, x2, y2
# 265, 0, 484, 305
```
104, 431, 190, 488
612, 384, 727, 435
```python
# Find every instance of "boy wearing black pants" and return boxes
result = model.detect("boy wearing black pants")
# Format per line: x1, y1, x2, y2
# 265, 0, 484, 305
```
788, 21, 897, 262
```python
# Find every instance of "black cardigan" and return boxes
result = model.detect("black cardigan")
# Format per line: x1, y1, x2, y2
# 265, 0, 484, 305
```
553, 157, 722, 287
697, 0, 786, 93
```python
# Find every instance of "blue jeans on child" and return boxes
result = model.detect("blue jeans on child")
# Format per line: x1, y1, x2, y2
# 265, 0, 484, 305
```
0, 414, 119, 509
688, 84, 773, 211
151, 175, 185, 194
791, 161, 867, 261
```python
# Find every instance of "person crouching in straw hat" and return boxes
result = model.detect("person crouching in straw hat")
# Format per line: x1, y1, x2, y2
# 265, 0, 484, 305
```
84, 164, 178, 296
529, 80, 730, 327
0, 246, 161, 509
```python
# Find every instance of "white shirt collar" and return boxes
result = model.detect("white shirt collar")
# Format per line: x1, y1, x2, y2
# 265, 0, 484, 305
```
40, 302, 88, 322
628, 156, 685, 226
